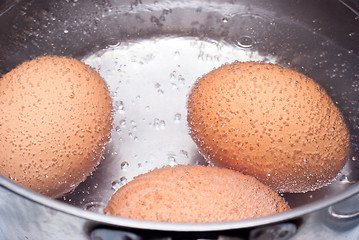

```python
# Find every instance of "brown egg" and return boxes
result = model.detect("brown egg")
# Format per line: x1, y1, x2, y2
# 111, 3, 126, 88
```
104, 165, 289, 223
0, 56, 113, 198
187, 61, 350, 193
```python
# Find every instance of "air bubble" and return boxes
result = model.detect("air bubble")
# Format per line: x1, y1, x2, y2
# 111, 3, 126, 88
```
180, 150, 189, 158
110, 91, 118, 98
337, 173, 354, 184
160, 120, 166, 128
174, 113, 181, 121
9, 176, 17, 181
168, 154, 177, 166
153, 118, 166, 129
178, 75, 185, 85
131, 120, 137, 131
108, 42, 121, 49
263, 58, 271, 63
119, 119, 126, 127
111, 177, 128, 191
114, 100, 124, 111
235, 36, 253, 48
121, 161, 129, 170
153, 118, 160, 128
83, 202, 105, 213
120, 176, 128, 185
170, 71, 176, 80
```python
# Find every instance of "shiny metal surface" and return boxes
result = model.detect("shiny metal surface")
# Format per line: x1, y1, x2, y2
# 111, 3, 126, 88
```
0, 0, 359, 239
1, 176, 359, 239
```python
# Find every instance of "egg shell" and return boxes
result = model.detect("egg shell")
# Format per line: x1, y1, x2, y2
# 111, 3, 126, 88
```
104, 165, 289, 223
187, 61, 350, 193
0, 56, 113, 198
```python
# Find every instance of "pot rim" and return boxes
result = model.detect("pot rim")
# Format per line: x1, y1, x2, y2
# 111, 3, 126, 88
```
1, 175, 359, 232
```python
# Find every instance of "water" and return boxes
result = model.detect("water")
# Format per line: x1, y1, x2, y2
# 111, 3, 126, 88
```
84, 36, 277, 178
63, 35, 358, 212
79, 36, 276, 204
0, 0, 357, 219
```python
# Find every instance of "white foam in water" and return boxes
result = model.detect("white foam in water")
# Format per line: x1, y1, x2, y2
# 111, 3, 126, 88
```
83, 36, 277, 183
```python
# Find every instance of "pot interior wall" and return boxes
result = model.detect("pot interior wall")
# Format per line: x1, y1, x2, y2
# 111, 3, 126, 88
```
0, 0, 359, 217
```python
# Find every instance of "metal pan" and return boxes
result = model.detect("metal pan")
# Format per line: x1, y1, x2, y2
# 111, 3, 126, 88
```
0, 0, 359, 239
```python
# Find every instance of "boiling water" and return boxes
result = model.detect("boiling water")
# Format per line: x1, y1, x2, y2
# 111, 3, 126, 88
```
84, 37, 277, 178
61, 36, 277, 210
0, 1, 358, 234
59, 35, 359, 213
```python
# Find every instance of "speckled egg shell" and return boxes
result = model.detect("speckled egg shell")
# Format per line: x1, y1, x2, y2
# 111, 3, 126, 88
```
187, 61, 350, 193
0, 56, 113, 198
105, 165, 289, 223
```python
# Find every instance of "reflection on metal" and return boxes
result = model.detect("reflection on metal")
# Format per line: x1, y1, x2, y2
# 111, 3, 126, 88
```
339, 0, 359, 16
91, 229, 142, 240
249, 223, 296, 240
328, 192, 359, 220
328, 206, 359, 220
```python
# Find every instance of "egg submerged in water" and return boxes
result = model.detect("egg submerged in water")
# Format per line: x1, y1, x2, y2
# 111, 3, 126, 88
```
0, 56, 113, 198
187, 61, 350, 193
104, 165, 289, 223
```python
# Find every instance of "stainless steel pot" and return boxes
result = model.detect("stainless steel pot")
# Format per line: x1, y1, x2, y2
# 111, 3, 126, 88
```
1, 0, 359, 239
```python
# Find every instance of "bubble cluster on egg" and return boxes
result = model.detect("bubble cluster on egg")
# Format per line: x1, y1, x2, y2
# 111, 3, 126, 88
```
187, 61, 350, 193
0, 56, 113, 198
